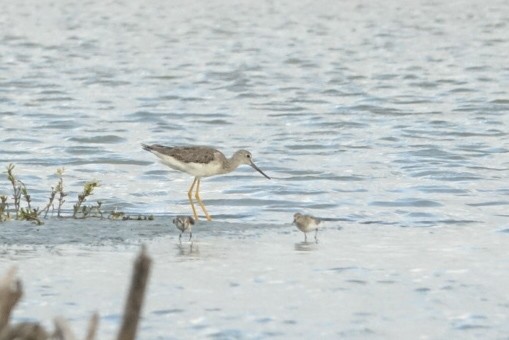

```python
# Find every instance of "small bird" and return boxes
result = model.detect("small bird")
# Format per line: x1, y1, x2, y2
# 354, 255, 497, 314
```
293, 213, 321, 242
173, 216, 195, 242
142, 144, 270, 221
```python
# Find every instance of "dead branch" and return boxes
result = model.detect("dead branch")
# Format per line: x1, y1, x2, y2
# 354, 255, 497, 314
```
85, 312, 99, 340
0, 267, 23, 332
53, 317, 76, 340
0, 248, 153, 340
0, 322, 48, 340
116, 245, 152, 340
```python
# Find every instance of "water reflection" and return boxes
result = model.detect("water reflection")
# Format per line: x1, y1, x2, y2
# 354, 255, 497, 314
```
294, 241, 319, 252
176, 242, 200, 258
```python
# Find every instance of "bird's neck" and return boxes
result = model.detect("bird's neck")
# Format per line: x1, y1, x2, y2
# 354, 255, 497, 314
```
224, 154, 242, 173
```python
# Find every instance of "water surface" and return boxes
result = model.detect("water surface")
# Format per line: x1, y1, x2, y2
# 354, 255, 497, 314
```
1, 0, 508, 338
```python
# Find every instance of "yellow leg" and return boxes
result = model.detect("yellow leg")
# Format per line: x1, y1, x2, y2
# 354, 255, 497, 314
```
187, 177, 199, 220
194, 178, 211, 221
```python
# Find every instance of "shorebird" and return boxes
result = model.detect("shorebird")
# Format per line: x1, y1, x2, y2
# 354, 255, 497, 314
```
173, 216, 195, 242
142, 144, 270, 221
293, 213, 320, 242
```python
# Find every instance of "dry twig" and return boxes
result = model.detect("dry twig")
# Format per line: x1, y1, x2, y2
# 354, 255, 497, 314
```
0, 267, 23, 331
116, 246, 152, 340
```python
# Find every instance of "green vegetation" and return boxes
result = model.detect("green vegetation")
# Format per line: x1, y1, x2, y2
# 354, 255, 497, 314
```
40, 167, 66, 218
73, 180, 101, 218
1, 164, 153, 225
0, 195, 9, 222
108, 208, 154, 221
6, 164, 42, 225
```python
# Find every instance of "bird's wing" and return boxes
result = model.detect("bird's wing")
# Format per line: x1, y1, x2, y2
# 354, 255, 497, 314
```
150, 145, 217, 164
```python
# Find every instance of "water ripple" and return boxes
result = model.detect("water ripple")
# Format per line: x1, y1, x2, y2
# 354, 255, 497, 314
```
0, 0, 507, 232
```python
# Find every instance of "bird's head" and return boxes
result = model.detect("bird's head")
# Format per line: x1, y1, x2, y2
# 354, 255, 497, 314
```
293, 212, 302, 224
233, 150, 271, 180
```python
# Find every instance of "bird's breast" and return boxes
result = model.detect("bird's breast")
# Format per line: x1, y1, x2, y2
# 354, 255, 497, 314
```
296, 221, 319, 232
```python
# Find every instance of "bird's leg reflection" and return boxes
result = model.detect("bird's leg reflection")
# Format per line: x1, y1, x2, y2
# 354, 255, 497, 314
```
294, 241, 319, 252
177, 241, 200, 257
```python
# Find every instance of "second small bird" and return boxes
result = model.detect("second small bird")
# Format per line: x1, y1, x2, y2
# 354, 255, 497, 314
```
293, 213, 321, 243
173, 216, 195, 242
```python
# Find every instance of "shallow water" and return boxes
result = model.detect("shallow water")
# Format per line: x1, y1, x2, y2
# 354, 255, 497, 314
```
1, 0, 508, 226
1, 0, 509, 338
2, 220, 509, 338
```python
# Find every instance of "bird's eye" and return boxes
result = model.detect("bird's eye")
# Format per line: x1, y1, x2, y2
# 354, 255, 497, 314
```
246, 154, 251, 158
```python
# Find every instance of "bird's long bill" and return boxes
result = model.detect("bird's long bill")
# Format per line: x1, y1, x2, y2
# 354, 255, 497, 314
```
250, 161, 271, 179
